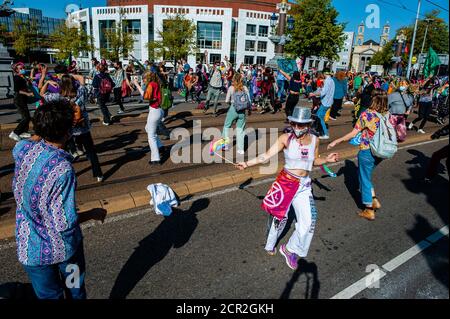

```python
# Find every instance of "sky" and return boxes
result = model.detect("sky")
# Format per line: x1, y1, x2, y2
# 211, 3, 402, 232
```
10, 0, 450, 41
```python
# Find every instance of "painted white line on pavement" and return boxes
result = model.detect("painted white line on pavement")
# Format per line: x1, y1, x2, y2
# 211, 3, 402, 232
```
331, 225, 449, 299
331, 267, 387, 299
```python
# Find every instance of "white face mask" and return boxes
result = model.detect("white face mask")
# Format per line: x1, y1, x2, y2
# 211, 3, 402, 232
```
293, 127, 309, 138
399, 86, 407, 92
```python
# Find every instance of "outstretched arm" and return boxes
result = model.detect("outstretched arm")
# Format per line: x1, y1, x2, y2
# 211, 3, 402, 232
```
236, 134, 287, 170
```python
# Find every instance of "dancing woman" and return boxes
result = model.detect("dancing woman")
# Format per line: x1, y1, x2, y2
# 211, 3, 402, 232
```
236, 107, 339, 270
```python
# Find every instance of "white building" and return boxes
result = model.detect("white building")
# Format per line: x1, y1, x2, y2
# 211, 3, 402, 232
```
301, 31, 355, 73
68, 5, 149, 70
332, 31, 354, 72
68, 4, 275, 69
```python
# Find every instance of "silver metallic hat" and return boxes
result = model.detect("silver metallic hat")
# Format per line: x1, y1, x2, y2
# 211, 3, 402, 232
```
287, 106, 314, 124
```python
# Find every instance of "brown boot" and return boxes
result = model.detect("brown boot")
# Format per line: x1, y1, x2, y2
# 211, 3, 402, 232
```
372, 197, 381, 210
358, 208, 375, 221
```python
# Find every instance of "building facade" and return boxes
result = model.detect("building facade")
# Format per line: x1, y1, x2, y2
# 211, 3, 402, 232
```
68, 1, 278, 69
351, 21, 390, 73
0, 8, 64, 35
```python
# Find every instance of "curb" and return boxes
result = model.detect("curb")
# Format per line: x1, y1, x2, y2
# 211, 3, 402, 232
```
0, 133, 435, 240
0, 108, 207, 133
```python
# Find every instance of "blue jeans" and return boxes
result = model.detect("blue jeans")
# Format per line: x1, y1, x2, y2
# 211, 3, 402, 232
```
316, 104, 330, 136
23, 243, 86, 299
358, 149, 382, 206
277, 80, 285, 100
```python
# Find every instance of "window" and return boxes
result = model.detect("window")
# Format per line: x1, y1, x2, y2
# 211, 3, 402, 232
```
197, 21, 222, 49
257, 41, 267, 52
99, 20, 116, 50
258, 25, 268, 37
210, 54, 221, 63
123, 20, 141, 34
244, 56, 254, 65
246, 24, 256, 36
245, 40, 255, 51
256, 56, 266, 65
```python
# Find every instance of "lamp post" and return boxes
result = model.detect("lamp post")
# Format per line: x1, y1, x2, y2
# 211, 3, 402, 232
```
266, 0, 293, 70
420, 18, 433, 55
391, 31, 407, 76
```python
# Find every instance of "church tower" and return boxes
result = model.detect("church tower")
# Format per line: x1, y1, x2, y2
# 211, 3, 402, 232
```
356, 21, 365, 46
380, 21, 390, 47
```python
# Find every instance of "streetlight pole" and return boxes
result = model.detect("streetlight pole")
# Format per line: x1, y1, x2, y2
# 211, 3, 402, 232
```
267, 0, 293, 70
406, 0, 421, 79
420, 18, 433, 55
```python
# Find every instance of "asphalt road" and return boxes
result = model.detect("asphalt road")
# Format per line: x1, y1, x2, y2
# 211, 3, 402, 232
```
0, 139, 448, 299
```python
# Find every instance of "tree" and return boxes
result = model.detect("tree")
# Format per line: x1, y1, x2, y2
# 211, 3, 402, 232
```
49, 22, 94, 62
0, 23, 8, 45
285, 0, 345, 63
148, 14, 197, 62
402, 10, 449, 55
370, 40, 395, 70
100, 18, 134, 61
11, 18, 40, 59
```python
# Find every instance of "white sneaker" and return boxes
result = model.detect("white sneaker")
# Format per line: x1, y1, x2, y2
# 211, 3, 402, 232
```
319, 135, 330, 140
408, 123, 414, 130
19, 132, 31, 138
8, 132, 21, 142
102, 121, 111, 126
237, 150, 245, 155
97, 176, 104, 183
418, 129, 426, 134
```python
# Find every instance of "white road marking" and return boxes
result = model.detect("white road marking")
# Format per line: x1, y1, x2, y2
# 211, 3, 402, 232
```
331, 225, 449, 299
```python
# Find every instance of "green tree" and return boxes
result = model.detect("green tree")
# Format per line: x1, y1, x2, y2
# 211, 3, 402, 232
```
100, 18, 134, 61
0, 23, 9, 45
11, 18, 40, 59
148, 14, 197, 62
402, 10, 449, 55
285, 0, 345, 63
370, 40, 395, 70
49, 23, 94, 61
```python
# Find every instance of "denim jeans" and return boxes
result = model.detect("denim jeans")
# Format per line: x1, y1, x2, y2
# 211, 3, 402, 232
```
316, 104, 330, 136
277, 80, 285, 100
223, 105, 246, 152
23, 243, 86, 299
358, 149, 382, 206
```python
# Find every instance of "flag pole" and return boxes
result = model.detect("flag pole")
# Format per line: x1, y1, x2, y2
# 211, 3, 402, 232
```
406, 0, 422, 79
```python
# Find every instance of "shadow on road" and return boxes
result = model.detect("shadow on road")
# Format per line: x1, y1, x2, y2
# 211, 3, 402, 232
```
402, 149, 449, 289
109, 198, 209, 299
337, 160, 365, 210
279, 259, 320, 299
0, 282, 36, 300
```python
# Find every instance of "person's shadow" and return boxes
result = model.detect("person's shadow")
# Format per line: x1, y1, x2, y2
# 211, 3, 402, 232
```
337, 159, 365, 209
279, 259, 320, 299
109, 198, 209, 299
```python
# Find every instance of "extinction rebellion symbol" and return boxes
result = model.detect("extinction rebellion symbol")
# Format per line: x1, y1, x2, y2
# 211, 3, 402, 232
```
263, 182, 284, 208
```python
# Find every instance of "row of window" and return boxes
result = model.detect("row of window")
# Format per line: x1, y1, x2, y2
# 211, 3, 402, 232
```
244, 56, 266, 65
246, 24, 268, 37
245, 40, 267, 52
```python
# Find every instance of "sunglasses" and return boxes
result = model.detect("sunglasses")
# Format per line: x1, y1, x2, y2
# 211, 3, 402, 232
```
290, 122, 309, 128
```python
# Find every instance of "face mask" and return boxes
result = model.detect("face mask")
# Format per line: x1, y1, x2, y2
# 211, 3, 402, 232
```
293, 127, 309, 138
399, 86, 406, 92
19, 69, 26, 75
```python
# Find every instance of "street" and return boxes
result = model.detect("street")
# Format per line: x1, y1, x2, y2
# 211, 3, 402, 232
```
0, 139, 447, 299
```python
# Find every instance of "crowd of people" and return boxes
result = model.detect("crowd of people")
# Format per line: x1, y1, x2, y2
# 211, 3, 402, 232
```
5, 53, 449, 299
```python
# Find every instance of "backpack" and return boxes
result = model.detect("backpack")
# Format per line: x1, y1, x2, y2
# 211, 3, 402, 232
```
160, 87, 172, 110
370, 112, 398, 159
99, 75, 112, 95
233, 90, 250, 112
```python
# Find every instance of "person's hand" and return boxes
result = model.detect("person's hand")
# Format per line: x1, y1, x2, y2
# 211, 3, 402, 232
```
235, 162, 248, 170
326, 153, 339, 163
327, 140, 338, 150
27, 92, 34, 97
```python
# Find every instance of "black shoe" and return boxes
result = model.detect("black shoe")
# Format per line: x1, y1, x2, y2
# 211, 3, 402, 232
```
149, 160, 161, 166
214, 112, 219, 117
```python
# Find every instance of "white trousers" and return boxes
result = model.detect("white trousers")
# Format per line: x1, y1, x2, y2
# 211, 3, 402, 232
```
265, 177, 317, 258
145, 107, 164, 162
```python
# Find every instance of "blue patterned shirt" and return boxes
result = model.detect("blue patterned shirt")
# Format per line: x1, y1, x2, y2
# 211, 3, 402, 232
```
12, 139, 82, 266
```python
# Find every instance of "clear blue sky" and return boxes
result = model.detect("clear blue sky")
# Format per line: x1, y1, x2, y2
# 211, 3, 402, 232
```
12, 0, 450, 41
